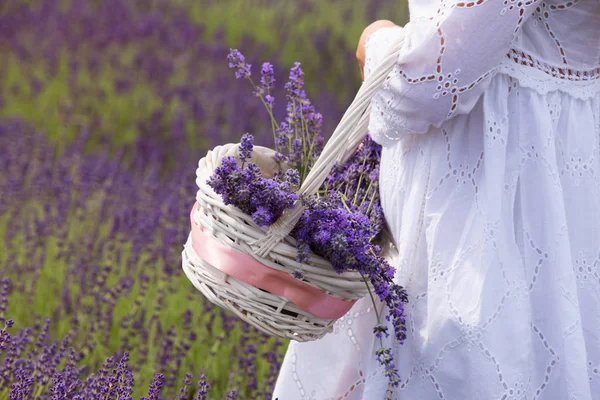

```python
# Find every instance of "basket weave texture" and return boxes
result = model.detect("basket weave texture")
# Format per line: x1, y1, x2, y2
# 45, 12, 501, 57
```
182, 31, 406, 342
182, 144, 368, 341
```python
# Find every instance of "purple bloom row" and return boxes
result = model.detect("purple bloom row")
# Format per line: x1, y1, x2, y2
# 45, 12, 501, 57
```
0, 119, 286, 398
0, 0, 409, 396
0, 0, 359, 157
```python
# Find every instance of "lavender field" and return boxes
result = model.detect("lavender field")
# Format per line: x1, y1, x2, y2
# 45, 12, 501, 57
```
0, 1, 407, 398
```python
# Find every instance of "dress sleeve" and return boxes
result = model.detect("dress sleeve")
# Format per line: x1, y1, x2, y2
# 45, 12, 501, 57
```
363, 1, 538, 146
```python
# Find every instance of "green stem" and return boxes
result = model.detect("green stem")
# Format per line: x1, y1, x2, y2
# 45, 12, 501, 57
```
247, 78, 280, 140
352, 158, 368, 205
288, 100, 296, 158
361, 273, 385, 350
360, 178, 374, 206
366, 189, 377, 216
299, 105, 309, 181
205, 336, 223, 373
340, 194, 352, 213
353, 173, 364, 205
33, 382, 45, 399
299, 105, 318, 179
343, 182, 349, 198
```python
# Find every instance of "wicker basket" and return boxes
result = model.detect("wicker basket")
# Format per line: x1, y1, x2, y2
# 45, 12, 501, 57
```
182, 31, 405, 342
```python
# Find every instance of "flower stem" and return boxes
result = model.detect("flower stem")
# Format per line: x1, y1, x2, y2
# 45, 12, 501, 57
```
361, 273, 385, 350
352, 158, 368, 205
299, 105, 310, 182
247, 77, 280, 140
366, 190, 377, 216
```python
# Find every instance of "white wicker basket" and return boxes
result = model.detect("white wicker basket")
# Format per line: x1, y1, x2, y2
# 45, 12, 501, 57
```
182, 31, 405, 342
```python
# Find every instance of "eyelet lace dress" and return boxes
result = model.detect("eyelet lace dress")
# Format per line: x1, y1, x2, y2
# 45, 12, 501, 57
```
273, 1, 600, 399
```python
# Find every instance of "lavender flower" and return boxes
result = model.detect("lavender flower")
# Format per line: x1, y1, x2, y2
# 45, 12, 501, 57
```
251, 206, 274, 227
238, 133, 254, 164
285, 62, 306, 101
1, 1, 408, 396
212, 50, 409, 386
291, 270, 304, 280
193, 374, 210, 400
207, 133, 299, 227
227, 49, 252, 79
178, 373, 193, 400
373, 324, 389, 339
265, 94, 275, 108
260, 62, 275, 91
0, 120, 286, 398
143, 373, 165, 400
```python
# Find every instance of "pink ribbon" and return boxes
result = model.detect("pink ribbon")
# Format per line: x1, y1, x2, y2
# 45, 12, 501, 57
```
190, 204, 356, 320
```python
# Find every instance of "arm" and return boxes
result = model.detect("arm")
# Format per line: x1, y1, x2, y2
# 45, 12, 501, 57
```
362, 1, 539, 145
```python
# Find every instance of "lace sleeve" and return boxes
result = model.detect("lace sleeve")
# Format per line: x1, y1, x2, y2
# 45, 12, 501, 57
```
364, 0, 539, 146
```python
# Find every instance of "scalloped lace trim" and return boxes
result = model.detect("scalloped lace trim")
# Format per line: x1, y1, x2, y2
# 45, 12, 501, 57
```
499, 55, 600, 100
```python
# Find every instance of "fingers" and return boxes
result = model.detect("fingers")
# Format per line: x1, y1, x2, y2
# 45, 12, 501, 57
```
356, 20, 397, 81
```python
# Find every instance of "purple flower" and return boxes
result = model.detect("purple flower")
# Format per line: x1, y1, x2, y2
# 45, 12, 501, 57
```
207, 134, 299, 228
238, 133, 253, 164
217, 41, 408, 389
285, 62, 306, 101
227, 49, 251, 79
143, 373, 165, 400
178, 373, 193, 400
373, 324, 389, 339
376, 347, 400, 387
265, 94, 275, 108
1, 2, 342, 394
260, 62, 275, 91
284, 168, 300, 187
289, 138, 303, 167
193, 374, 210, 400
291, 270, 304, 280
251, 206, 274, 227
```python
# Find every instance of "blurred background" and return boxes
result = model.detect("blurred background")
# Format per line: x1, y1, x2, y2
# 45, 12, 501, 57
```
0, 1, 408, 398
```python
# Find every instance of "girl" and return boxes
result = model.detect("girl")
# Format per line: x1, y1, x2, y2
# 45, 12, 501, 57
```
274, 1, 600, 399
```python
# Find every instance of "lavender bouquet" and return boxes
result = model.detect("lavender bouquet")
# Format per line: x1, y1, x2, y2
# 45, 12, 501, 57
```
203, 49, 409, 386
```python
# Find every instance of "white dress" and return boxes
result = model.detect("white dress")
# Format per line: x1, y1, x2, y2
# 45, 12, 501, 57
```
273, 1, 600, 399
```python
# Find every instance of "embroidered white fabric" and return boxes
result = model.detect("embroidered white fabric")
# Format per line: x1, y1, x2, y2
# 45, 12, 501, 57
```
273, 1, 600, 399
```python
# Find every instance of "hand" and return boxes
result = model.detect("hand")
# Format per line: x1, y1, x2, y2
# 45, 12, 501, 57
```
356, 20, 397, 80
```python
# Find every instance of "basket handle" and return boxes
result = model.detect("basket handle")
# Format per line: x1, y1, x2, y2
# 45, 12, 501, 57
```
253, 29, 405, 257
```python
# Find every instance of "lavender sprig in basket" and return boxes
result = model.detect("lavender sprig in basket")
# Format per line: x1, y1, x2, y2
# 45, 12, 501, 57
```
182, 42, 408, 385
